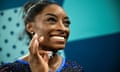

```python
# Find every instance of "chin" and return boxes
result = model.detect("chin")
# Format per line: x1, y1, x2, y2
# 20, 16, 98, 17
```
50, 44, 65, 50
41, 42, 66, 51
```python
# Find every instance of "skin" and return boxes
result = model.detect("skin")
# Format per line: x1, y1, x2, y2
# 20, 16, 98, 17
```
22, 4, 70, 72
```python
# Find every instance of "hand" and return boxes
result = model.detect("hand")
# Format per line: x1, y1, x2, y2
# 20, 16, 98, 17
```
28, 33, 50, 72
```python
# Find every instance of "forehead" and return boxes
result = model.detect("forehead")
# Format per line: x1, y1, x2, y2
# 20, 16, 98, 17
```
39, 4, 67, 16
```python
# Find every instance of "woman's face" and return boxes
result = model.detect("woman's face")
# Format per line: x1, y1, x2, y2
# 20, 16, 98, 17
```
29, 4, 70, 51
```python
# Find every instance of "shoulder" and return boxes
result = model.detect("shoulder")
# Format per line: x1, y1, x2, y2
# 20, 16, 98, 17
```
61, 58, 84, 72
0, 60, 30, 72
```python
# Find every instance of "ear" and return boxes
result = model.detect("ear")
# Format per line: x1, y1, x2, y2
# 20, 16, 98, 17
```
26, 23, 34, 34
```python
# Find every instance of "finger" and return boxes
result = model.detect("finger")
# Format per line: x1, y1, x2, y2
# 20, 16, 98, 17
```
33, 39, 39, 57
38, 36, 44, 43
29, 34, 40, 63
33, 36, 46, 58
29, 35, 44, 59
36, 50, 52, 63
36, 50, 50, 63
29, 33, 38, 55
34, 36, 44, 57
30, 35, 51, 62
43, 53, 49, 62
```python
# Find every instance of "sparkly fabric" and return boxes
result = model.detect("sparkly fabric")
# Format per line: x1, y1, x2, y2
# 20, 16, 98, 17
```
0, 58, 84, 72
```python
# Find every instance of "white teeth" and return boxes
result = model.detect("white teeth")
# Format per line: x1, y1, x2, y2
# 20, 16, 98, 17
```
51, 36, 64, 40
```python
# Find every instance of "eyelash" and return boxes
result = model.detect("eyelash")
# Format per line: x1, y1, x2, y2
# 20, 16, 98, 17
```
47, 18, 57, 23
64, 21, 70, 27
47, 17, 70, 27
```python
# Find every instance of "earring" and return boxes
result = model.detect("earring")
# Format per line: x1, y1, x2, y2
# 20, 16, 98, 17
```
31, 32, 35, 35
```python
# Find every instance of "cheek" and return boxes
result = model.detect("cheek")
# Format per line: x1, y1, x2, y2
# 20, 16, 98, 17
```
36, 27, 51, 41
34, 25, 48, 36
36, 27, 50, 47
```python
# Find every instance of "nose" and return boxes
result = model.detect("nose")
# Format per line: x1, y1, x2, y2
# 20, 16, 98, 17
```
55, 21, 65, 32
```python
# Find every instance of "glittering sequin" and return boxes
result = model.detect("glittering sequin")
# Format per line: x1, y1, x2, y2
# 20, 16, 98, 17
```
0, 59, 84, 72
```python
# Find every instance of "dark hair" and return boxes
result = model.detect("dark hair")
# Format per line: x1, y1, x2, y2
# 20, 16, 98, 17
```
23, 0, 60, 39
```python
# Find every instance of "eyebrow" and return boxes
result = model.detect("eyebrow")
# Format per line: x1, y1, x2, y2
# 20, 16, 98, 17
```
45, 13, 70, 19
45, 13, 57, 18
64, 16, 69, 19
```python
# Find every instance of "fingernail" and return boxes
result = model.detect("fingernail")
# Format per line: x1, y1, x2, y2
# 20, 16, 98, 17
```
34, 33, 38, 38
39, 36, 44, 41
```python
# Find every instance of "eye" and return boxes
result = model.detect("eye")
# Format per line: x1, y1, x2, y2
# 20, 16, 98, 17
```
47, 17, 57, 24
64, 20, 71, 27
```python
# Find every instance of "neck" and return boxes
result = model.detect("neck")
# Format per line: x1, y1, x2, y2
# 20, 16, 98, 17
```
21, 52, 62, 72
49, 53, 62, 72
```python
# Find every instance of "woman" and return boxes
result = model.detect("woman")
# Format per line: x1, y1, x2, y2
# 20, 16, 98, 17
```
0, 0, 84, 72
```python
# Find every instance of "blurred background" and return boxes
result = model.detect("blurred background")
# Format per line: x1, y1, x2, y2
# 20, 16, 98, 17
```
0, 0, 120, 72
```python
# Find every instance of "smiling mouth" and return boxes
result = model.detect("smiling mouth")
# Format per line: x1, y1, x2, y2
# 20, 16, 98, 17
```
50, 35, 66, 43
51, 36, 64, 40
